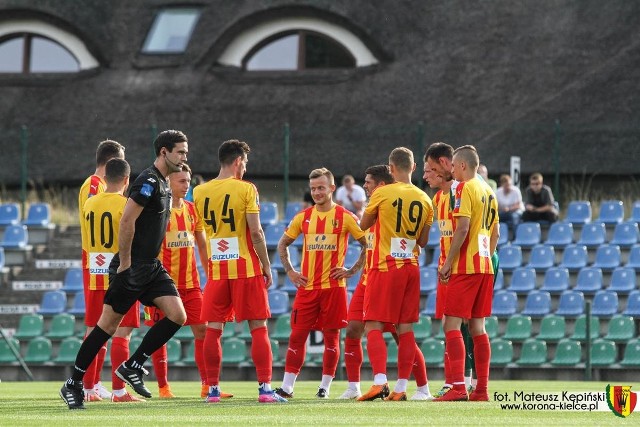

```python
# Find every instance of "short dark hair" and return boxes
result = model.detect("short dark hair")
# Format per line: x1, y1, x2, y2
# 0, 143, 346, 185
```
424, 142, 453, 162
104, 158, 130, 184
364, 164, 393, 185
219, 139, 250, 166
153, 130, 188, 156
180, 163, 192, 174
96, 139, 124, 166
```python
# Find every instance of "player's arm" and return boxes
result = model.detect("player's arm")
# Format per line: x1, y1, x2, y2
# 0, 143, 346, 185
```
330, 235, 367, 279
194, 229, 209, 279
117, 198, 144, 272
359, 212, 377, 230
417, 223, 431, 248
247, 212, 272, 288
439, 216, 470, 282
278, 234, 307, 288
490, 222, 499, 256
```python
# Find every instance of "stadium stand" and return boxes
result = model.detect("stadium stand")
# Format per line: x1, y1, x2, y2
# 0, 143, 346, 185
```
0, 338, 19, 363
37, 290, 67, 315
491, 290, 518, 317
284, 202, 304, 223
603, 314, 635, 342
60, 268, 83, 293
591, 244, 622, 271
521, 290, 552, 317
576, 222, 606, 248
419, 266, 438, 294
555, 290, 585, 317
526, 244, 555, 271
631, 201, 640, 223
421, 291, 436, 317
165, 339, 182, 364
53, 337, 82, 364
536, 314, 566, 342
551, 339, 582, 366
509, 267, 537, 294
590, 289, 619, 317
259, 202, 279, 227
426, 225, 440, 248
45, 313, 76, 339
0, 203, 20, 226
502, 315, 532, 341
485, 316, 499, 339
68, 292, 85, 316
13, 314, 44, 340
574, 267, 603, 294
268, 290, 290, 316
490, 338, 513, 366
516, 339, 547, 366
540, 267, 570, 294
497, 222, 509, 248
413, 315, 432, 341
421, 338, 444, 366
24, 336, 52, 364
497, 245, 522, 272
610, 222, 640, 247
271, 245, 300, 271
265, 223, 286, 249
271, 315, 291, 341
558, 244, 588, 272
512, 222, 542, 248
590, 339, 617, 366
608, 266, 636, 293
620, 339, 640, 367
624, 244, 640, 270
494, 268, 504, 290
569, 315, 600, 341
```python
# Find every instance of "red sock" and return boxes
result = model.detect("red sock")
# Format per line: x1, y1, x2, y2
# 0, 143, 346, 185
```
284, 328, 309, 375
111, 337, 129, 390
204, 328, 222, 385
472, 333, 490, 392
94, 343, 107, 385
194, 338, 206, 384
443, 343, 452, 385
412, 342, 427, 387
83, 359, 97, 389
152, 344, 168, 388
250, 326, 272, 383
366, 329, 387, 376
322, 329, 340, 377
397, 331, 416, 380
344, 338, 362, 382
445, 330, 465, 391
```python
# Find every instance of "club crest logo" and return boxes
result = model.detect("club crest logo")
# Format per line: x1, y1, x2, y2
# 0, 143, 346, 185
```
606, 385, 637, 418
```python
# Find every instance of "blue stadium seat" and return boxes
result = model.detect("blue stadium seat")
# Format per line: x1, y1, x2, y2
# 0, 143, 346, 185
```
284, 202, 304, 223
497, 245, 522, 272
493, 268, 504, 290
630, 201, 640, 223
345, 244, 362, 268
0, 247, 5, 270
491, 290, 518, 317
591, 290, 619, 317
37, 290, 67, 315
565, 201, 591, 225
574, 267, 603, 294
512, 222, 541, 248
22, 203, 51, 227
346, 271, 361, 292
555, 290, 585, 317
526, 244, 555, 271
608, 267, 636, 293
271, 245, 300, 271
544, 222, 573, 249
625, 244, 640, 271
623, 290, 640, 317
0, 203, 20, 226
508, 267, 537, 294
417, 249, 427, 267
497, 222, 509, 247
558, 244, 588, 272
268, 290, 290, 316
260, 202, 279, 228
521, 290, 552, 317
265, 222, 286, 249
281, 275, 298, 294
420, 291, 437, 317
61, 268, 83, 293
576, 222, 606, 248
426, 246, 440, 269
419, 266, 438, 294
540, 267, 570, 293
592, 244, 621, 271
597, 200, 624, 225
0, 224, 29, 248
68, 292, 86, 316
610, 222, 640, 248
426, 225, 440, 248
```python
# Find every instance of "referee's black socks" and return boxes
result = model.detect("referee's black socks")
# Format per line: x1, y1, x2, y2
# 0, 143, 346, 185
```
127, 317, 182, 369
71, 326, 112, 382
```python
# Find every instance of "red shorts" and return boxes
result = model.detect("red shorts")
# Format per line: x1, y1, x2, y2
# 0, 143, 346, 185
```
201, 276, 270, 323
435, 281, 447, 320
363, 266, 420, 325
443, 273, 494, 319
85, 289, 139, 328
291, 286, 348, 330
144, 287, 204, 326
347, 281, 396, 333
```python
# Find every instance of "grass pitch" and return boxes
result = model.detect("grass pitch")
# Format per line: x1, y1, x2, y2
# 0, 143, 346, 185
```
0, 380, 622, 426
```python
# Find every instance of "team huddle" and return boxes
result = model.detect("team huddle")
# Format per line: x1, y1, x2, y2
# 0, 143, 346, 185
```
60, 130, 499, 409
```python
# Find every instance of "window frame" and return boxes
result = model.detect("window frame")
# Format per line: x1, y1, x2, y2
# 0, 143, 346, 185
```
0, 32, 80, 74
141, 7, 202, 55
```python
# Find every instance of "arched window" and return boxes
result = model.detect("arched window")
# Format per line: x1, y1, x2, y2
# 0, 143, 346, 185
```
0, 20, 98, 73
218, 17, 378, 70
0, 33, 79, 73
245, 31, 355, 70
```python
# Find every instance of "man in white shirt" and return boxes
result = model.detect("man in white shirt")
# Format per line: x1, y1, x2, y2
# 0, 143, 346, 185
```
496, 174, 524, 231
335, 174, 366, 219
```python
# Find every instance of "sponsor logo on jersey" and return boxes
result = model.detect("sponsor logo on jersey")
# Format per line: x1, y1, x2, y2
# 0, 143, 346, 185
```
306, 234, 337, 251
89, 252, 114, 275
390, 238, 415, 258
210, 237, 240, 260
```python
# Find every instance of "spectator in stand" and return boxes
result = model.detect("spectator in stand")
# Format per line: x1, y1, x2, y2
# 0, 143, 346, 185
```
477, 164, 497, 193
496, 174, 524, 231
335, 175, 366, 219
302, 190, 315, 208
521, 172, 558, 224
185, 174, 204, 202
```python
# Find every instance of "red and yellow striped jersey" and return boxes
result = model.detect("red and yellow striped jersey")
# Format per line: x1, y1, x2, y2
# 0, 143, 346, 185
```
159, 201, 202, 290
359, 221, 380, 287
193, 177, 263, 279
433, 189, 454, 269
365, 182, 433, 271
81, 192, 126, 291
451, 177, 498, 274
286, 205, 365, 290
79, 175, 106, 288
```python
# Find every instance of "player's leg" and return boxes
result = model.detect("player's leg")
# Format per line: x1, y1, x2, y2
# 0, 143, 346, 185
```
315, 287, 348, 399
142, 306, 171, 399
468, 274, 494, 402
461, 321, 475, 391
339, 280, 366, 399
111, 307, 142, 402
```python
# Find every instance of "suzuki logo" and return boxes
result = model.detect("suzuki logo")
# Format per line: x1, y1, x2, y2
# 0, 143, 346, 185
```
217, 239, 229, 252
96, 254, 106, 266
400, 239, 407, 251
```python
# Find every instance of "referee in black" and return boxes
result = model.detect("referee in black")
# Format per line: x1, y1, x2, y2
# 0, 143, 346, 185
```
61, 130, 189, 409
